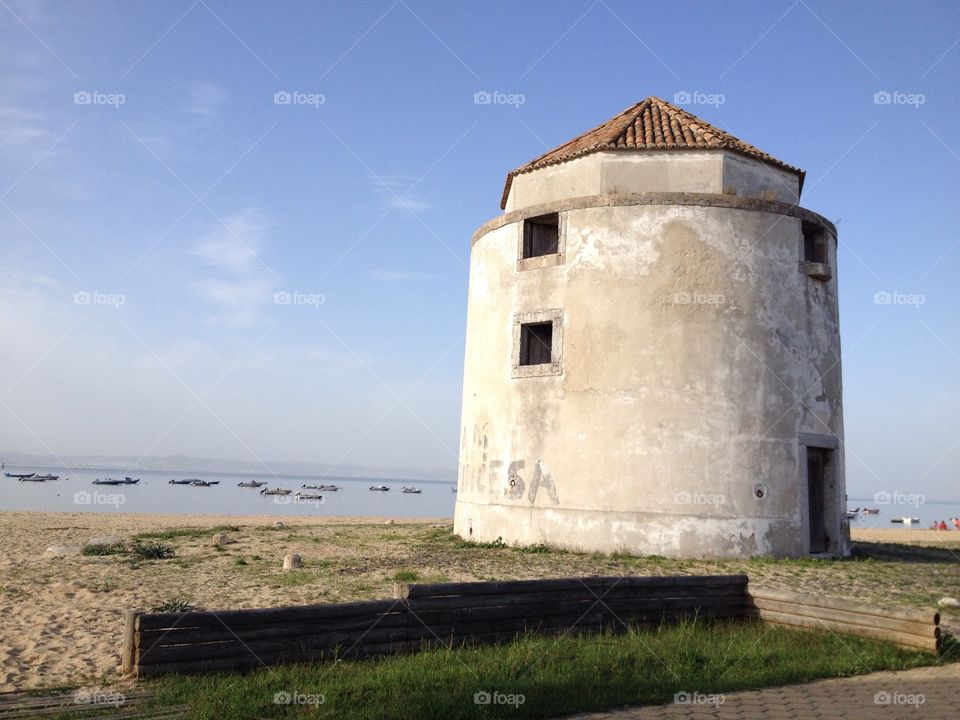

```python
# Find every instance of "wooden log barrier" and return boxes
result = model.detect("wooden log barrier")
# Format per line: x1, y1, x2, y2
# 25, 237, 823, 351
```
747, 587, 941, 653
124, 574, 946, 675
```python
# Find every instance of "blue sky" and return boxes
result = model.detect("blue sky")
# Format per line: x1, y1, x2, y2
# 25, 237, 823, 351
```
1, 0, 958, 498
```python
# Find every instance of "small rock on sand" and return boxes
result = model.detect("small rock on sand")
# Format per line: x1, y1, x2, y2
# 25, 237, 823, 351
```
43, 546, 81, 557
212, 533, 229, 546
272, 521, 285, 530
939, 597, 959, 608
283, 554, 302, 571
384, 519, 395, 525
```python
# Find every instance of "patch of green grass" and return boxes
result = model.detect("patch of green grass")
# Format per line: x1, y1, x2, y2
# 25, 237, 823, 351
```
234, 558, 248, 566
132, 541, 175, 560
151, 597, 194, 613
392, 569, 421, 583
149, 620, 941, 720
81, 542, 126, 556
520, 543, 551, 554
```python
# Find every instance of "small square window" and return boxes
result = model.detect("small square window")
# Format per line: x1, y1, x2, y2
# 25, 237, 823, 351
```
512, 309, 563, 378
519, 322, 553, 366
802, 221, 827, 264
522, 213, 559, 258
801, 221, 831, 280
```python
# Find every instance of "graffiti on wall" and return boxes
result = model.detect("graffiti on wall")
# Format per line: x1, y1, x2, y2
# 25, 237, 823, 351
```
459, 425, 559, 505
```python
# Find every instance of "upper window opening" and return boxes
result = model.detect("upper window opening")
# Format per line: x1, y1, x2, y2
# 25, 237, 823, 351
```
802, 221, 827, 265
519, 322, 553, 366
523, 213, 559, 258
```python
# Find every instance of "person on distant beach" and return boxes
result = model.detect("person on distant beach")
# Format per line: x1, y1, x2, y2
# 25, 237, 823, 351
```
938, 520, 948, 531
953, 517, 960, 529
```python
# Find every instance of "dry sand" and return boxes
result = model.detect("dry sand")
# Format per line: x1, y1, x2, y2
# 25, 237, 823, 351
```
0, 511, 956, 693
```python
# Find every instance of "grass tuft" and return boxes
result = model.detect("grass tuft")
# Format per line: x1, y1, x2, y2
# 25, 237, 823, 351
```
132, 541, 175, 560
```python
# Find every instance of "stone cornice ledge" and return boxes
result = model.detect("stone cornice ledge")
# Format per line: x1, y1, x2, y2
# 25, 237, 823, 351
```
471, 193, 837, 247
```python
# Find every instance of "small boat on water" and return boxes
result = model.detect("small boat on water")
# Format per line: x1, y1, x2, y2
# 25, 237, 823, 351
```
169, 479, 194, 485
5, 472, 35, 479
20, 476, 48, 482
401, 486, 422, 494
238, 480, 266, 488
890, 517, 920, 524
191, 480, 219, 487
121, 478, 140, 485
303, 483, 341, 491
861, 508, 880, 515
34, 474, 60, 481
845, 510, 858, 519
93, 478, 127, 486
296, 492, 323, 501
260, 487, 292, 496
369, 484, 390, 492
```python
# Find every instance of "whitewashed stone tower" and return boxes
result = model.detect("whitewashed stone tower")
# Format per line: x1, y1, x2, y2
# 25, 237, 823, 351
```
454, 97, 847, 559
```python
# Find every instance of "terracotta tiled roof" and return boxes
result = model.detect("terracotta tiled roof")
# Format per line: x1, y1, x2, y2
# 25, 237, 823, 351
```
500, 97, 804, 208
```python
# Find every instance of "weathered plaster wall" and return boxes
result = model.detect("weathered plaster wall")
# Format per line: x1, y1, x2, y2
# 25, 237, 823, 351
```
455, 165, 844, 558
504, 150, 800, 212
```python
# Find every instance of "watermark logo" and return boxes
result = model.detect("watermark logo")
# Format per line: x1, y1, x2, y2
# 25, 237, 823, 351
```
873, 90, 925, 108
673, 691, 725, 707
873, 490, 925, 508
74, 291, 125, 308
672, 291, 725, 306
873, 290, 925, 308
273, 690, 325, 706
473, 690, 525, 707
675, 491, 726, 507
273, 90, 325, 108
73, 90, 125, 108
74, 491, 126, 508
673, 90, 725, 108
273, 290, 325, 308
874, 690, 925, 707
473, 90, 525, 108
73, 689, 126, 707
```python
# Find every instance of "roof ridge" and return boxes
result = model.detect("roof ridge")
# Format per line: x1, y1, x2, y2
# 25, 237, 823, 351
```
499, 97, 803, 209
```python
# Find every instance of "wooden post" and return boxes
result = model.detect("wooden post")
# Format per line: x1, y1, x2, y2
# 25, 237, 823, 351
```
122, 610, 138, 675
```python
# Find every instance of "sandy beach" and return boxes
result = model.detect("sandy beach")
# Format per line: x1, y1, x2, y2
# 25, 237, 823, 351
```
1, 511, 957, 693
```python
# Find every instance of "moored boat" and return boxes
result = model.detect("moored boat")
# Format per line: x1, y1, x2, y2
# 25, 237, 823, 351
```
260, 487, 292, 496
93, 478, 124, 485
5, 472, 35, 479
401, 486, 422, 494
169, 479, 194, 485
296, 492, 323, 501
238, 480, 266, 488
369, 484, 390, 492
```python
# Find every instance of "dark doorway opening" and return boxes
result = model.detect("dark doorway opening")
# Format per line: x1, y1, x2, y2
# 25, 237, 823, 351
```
807, 448, 831, 553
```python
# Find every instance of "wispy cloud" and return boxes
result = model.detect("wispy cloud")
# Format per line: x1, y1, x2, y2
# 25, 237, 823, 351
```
369, 174, 433, 212
189, 211, 277, 326
185, 82, 228, 126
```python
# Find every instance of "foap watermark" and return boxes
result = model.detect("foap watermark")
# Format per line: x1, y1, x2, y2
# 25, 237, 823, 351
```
873, 90, 925, 108
673, 90, 725, 108
672, 291, 725, 306
873, 290, 925, 308
473, 90, 525, 108
74, 90, 125, 108
874, 491, 925, 508
273, 290, 325, 308
74, 291, 125, 308
874, 690, 925, 707
473, 690, 525, 708
675, 491, 726, 507
74, 490, 126, 508
273, 90, 325, 108
273, 690, 325, 706
674, 691, 725, 707
73, 689, 126, 708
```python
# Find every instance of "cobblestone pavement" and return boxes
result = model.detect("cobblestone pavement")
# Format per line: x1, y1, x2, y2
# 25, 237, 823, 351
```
560, 663, 959, 719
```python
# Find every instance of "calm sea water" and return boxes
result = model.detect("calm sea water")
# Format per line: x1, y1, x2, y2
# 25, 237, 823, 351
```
0, 465, 456, 518
846, 497, 960, 530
